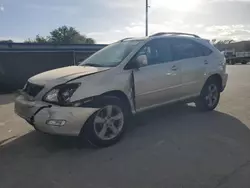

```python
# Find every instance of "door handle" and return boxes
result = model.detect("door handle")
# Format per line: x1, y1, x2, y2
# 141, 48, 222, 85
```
171, 65, 178, 71
204, 60, 208, 64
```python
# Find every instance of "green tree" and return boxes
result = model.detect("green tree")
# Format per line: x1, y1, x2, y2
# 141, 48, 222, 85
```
49, 26, 95, 44
26, 26, 95, 44
213, 39, 234, 45
25, 35, 48, 43
84, 37, 95, 44
212, 39, 235, 50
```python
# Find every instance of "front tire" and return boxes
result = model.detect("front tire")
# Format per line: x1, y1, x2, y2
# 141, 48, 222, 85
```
81, 96, 127, 147
195, 78, 220, 111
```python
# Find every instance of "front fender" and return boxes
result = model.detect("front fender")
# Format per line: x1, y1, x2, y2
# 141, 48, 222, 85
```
69, 70, 136, 112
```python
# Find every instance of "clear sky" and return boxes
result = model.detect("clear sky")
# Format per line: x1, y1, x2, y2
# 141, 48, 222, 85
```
1, 0, 250, 43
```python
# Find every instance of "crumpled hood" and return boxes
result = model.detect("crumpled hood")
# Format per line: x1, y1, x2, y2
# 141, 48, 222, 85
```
29, 66, 110, 86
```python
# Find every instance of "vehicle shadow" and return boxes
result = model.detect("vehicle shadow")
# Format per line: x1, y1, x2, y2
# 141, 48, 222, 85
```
1, 104, 250, 188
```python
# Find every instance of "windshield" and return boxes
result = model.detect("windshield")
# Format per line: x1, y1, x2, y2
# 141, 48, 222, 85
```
79, 40, 143, 67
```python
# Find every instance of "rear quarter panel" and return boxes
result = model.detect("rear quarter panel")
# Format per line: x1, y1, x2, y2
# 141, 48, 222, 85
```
195, 39, 226, 89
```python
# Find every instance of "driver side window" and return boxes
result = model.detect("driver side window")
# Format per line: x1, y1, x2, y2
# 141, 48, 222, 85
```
136, 39, 172, 67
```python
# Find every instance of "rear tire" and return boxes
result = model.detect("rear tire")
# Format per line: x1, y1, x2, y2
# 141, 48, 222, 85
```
195, 78, 220, 111
80, 96, 127, 147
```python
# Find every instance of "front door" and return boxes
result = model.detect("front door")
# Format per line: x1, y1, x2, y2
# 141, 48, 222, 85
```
132, 39, 182, 111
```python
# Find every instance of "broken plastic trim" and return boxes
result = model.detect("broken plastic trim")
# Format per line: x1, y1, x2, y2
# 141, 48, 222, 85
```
30, 105, 52, 125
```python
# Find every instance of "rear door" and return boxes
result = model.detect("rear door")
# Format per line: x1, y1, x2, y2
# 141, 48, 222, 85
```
170, 38, 212, 97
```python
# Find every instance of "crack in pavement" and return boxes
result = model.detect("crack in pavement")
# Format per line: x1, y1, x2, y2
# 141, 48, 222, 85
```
215, 160, 250, 188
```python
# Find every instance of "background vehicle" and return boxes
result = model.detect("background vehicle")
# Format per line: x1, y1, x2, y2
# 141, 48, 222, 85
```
223, 49, 250, 64
15, 32, 228, 147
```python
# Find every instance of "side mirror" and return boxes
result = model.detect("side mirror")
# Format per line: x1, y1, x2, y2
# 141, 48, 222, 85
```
135, 54, 148, 68
125, 54, 148, 70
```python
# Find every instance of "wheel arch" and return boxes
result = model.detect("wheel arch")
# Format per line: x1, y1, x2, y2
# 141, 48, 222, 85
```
78, 90, 132, 138
204, 74, 223, 92
100, 90, 133, 115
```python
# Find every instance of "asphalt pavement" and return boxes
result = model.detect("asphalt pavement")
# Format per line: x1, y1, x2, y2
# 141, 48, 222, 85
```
1, 65, 250, 188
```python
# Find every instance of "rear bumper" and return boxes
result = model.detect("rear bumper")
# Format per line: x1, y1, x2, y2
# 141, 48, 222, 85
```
15, 95, 99, 136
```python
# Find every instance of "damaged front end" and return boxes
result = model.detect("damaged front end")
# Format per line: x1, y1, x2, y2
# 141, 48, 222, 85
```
15, 94, 99, 136
14, 66, 137, 136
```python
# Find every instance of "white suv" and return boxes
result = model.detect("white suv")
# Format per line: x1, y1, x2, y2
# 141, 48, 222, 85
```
15, 32, 228, 147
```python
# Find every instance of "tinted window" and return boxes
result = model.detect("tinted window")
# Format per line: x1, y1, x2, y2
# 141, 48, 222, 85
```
198, 43, 213, 56
171, 39, 204, 61
136, 39, 172, 67
171, 39, 213, 61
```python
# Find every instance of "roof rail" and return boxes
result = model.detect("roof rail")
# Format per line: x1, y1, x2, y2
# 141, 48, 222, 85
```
119, 37, 133, 42
150, 32, 200, 38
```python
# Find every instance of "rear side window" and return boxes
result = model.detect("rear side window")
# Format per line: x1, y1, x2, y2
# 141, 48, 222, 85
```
171, 38, 212, 61
198, 43, 213, 56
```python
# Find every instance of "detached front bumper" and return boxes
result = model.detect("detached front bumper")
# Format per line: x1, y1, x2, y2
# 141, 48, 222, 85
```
14, 95, 99, 136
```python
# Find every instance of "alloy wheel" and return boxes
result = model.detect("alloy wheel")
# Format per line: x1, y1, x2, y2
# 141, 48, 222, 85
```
93, 105, 124, 140
205, 84, 218, 107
